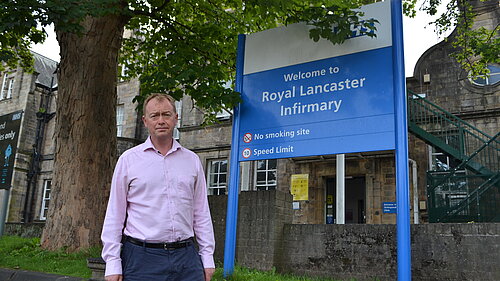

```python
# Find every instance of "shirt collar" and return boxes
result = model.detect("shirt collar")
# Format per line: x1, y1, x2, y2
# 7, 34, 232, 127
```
142, 136, 182, 155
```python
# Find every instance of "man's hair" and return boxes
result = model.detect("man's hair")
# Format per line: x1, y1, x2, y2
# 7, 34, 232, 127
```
142, 93, 177, 115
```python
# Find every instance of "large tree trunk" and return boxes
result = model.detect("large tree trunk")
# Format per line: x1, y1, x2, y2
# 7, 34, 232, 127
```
41, 14, 127, 251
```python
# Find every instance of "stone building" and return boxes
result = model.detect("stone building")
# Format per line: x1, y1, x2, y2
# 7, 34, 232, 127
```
0, 52, 58, 223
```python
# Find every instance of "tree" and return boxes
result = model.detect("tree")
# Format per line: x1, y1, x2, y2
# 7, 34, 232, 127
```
1, 0, 376, 251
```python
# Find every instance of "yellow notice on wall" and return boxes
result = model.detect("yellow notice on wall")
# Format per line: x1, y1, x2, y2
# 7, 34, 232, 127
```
290, 174, 309, 201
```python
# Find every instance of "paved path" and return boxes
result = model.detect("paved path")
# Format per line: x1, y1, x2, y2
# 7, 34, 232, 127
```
0, 268, 84, 281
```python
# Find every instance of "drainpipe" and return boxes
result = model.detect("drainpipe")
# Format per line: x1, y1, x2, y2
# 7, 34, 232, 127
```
23, 74, 56, 222
0, 189, 11, 235
23, 91, 46, 222
409, 159, 419, 224
336, 154, 345, 224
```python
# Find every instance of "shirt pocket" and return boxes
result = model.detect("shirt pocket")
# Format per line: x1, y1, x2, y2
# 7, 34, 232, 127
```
172, 174, 195, 203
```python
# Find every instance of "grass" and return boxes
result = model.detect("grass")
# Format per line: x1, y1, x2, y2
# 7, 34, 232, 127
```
0, 235, 100, 278
0, 235, 348, 280
212, 266, 341, 281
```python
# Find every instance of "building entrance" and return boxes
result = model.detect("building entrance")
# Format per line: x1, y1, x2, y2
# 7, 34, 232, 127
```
325, 177, 366, 224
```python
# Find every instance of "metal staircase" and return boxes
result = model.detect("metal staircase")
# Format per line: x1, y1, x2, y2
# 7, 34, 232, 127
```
407, 91, 500, 222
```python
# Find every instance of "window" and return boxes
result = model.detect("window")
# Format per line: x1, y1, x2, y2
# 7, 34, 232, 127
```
429, 145, 466, 172
470, 64, 500, 86
0, 73, 7, 100
116, 104, 124, 137
207, 159, 227, 195
427, 131, 466, 173
40, 180, 52, 220
0, 73, 14, 100
6, 78, 14, 99
255, 159, 277, 190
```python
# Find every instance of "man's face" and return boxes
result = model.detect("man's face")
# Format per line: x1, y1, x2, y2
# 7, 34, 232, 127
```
142, 98, 178, 142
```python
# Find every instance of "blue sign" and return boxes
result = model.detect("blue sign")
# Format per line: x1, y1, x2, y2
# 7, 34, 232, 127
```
326, 215, 335, 224
383, 202, 397, 213
238, 47, 395, 161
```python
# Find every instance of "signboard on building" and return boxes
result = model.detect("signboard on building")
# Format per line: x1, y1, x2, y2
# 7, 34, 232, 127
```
383, 202, 397, 213
237, 1, 394, 161
0, 111, 22, 190
290, 174, 309, 201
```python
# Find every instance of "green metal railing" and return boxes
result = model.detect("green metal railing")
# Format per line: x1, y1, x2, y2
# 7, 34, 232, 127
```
407, 91, 500, 222
408, 92, 500, 174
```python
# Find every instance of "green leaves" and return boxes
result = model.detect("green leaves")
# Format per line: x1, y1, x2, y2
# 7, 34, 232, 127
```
0, 0, 43, 72
452, 25, 500, 79
285, 2, 379, 45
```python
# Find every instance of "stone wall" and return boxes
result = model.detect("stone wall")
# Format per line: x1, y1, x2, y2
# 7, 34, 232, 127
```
207, 193, 228, 263
208, 190, 294, 270
277, 223, 500, 281
237, 190, 294, 270
4, 222, 45, 238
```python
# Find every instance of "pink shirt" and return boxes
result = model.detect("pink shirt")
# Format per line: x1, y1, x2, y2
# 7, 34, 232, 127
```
101, 137, 215, 276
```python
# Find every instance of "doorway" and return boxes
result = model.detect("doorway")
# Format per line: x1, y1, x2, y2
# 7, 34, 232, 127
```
325, 177, 366, 224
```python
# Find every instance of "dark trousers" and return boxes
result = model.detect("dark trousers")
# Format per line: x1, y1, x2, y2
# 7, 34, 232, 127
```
121, 240, 205, 281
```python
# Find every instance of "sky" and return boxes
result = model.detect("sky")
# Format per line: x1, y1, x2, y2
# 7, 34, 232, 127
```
30, 1, 451, 78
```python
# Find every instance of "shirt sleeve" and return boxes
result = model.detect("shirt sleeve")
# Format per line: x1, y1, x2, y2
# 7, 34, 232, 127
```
101, 155, 129, 276
192, 156, 216, 268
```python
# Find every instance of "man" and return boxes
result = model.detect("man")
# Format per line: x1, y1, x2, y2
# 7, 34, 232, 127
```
101, 93, 215, 281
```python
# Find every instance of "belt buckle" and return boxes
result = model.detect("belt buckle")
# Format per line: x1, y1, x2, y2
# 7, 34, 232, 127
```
163, 243, 171, 250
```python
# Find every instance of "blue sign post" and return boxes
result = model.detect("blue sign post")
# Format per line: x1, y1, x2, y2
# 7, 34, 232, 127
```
391, 0, 412, 280
224, 1, 411, 280
223, 34, 245, 277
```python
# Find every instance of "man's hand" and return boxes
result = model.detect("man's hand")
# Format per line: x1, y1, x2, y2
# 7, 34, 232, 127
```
204, 268, 215, 281
105, 274, 122, 281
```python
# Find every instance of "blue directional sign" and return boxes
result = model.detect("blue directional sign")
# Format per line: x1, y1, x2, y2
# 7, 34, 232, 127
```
383, 202, 397, 213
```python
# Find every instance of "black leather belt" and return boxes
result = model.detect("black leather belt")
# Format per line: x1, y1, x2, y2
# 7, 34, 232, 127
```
123, 236, 193, 250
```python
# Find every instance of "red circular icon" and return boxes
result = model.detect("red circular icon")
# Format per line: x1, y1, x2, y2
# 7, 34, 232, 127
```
243, 133, 252, 143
